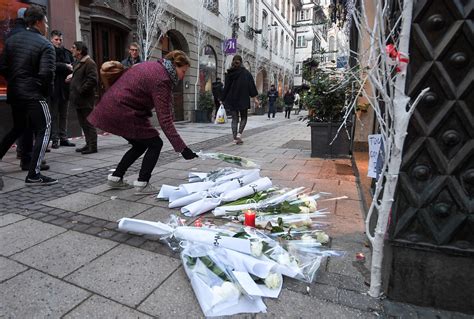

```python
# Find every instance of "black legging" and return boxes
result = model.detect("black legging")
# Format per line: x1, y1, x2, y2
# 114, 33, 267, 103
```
231, 109, 248, 139
285, 106, 292, 118
112, 136, 163, 182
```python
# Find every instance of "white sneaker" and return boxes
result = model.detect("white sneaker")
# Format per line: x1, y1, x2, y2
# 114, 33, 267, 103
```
133, 181, 159, 195
236, 133, 243, 144
107, 174, 133, 189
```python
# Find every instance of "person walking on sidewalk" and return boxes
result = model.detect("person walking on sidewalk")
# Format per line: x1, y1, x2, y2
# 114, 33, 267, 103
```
0, 5, 57, 186
283, 89, 295, 119
49, 30, 75, 149
293, 91, 301, 115
267, 84, 278, 119
68, 41, 98, 154
88, 50, 198, 195
221, 55, 259, 145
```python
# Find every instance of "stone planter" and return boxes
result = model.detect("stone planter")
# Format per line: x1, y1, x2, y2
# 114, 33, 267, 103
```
195, 110, 212, 123
254, 106, 266, 115
310, 122, 352, 158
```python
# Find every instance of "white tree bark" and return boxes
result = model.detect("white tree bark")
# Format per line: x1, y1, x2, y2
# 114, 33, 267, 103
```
134, 0, 173, 61
325, 0, 430, 298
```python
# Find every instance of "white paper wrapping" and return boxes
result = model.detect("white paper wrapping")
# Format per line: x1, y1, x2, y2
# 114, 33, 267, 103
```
157, 184, 188, 201
117, 218, 173, 236
180, 181, 215, 194
169, 191, 207, 208
216, 248, 277, 279
220, 177, 273, 202
174, 228, 252, 255
181, 197, 222, 217
213, 203, 258, 216
188, 172, 208, 182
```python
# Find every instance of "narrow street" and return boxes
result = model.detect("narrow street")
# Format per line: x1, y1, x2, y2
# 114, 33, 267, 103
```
0, 113, 467, 318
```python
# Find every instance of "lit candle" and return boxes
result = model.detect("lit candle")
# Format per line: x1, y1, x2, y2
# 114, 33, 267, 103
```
244, 210, 256, 227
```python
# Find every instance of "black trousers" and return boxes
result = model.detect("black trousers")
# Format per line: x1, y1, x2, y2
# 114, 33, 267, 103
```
231, 109, 248, 139
268, 103, 276, 118
0, 100, 51, 177
284, 106, 292, 118
112, 136, 164, 182
49, 96, 69, 142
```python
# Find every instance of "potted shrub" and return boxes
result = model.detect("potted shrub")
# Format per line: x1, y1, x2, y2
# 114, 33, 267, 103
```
195, 91, 214, 123
302, 68, 352, 158
255, 93, 268, 115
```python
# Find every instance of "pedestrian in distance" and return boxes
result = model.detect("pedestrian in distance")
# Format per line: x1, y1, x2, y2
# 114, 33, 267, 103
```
221, 55, 259, 145
293, 90, 301, 115
211, 77, 224, 119
283, 89, 295, 119
88, 50, 198, 195
121, 42, 142, 68
49, 30, 75, 149
0, 5, 57, 186
68, 41, 99, 154
267, 84, 278, 119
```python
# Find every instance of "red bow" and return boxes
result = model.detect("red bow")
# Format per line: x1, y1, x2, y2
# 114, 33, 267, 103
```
386, 44, 409, 72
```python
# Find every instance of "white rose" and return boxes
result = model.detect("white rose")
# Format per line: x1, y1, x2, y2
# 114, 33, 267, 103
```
299, 206, 310, 214
211, 282, 240, 305
250, 240, 263, 257
301, 234, 316, 243
308, 200, 317, 211
315, 231, 330, 244
277, 253, 292, 266
264, 273, 282, 289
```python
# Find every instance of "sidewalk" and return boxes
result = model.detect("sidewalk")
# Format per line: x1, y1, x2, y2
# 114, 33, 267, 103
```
0, 112, 469, 318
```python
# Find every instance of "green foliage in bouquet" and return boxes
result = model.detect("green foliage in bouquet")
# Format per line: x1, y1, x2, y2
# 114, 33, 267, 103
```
186, 256, 231, 282
198, 91, 214, 111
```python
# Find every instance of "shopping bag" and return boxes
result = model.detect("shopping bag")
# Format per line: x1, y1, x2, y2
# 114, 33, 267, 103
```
215, 103, 227, 124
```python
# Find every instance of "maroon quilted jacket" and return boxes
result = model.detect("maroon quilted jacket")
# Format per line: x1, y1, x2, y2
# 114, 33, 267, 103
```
88, 61, 186, 152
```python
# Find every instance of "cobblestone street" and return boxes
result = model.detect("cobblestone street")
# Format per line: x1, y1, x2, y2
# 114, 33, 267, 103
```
0, 114, 469, 318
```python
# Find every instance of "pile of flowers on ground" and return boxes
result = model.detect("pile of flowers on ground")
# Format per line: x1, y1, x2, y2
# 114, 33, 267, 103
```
117, 153, 345, 316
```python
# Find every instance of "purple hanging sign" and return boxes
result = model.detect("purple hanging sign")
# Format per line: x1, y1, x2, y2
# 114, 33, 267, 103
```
224, 38, 237, 54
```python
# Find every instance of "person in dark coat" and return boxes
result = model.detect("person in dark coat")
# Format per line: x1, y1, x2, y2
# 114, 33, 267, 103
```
68, 41, 98, 154
88, 50, 198, 195
0, 5, 57, 186
211, 77, 224, 117
121, 42, 142, 68
221, 55, 259, 145
283, 89, 295, 119
267, 84, 278, 119
49, 30, 75, 149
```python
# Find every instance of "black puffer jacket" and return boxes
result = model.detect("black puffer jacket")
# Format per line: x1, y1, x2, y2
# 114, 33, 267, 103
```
0, 27, 55, 103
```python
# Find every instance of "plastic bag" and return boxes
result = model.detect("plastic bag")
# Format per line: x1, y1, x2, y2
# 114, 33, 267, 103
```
215, 103, 227, 124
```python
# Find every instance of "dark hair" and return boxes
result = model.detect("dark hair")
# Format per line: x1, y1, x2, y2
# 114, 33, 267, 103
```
50, 30, 62, 38
73, 41, 88, 56
164, 50, 191, 67
230, 55, 243, 70
24, 5, 46, 28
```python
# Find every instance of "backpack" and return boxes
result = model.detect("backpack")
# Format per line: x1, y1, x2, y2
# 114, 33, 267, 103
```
100, 61, 125, 90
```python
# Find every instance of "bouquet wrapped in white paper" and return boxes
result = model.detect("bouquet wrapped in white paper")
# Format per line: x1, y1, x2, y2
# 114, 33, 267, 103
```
181, 244, 266, 317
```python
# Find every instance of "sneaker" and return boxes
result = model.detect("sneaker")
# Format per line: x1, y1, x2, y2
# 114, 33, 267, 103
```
236, 133, 243, 144
25, 174, 58, 186
107, 174, 133, 189
133, 181, 159, 195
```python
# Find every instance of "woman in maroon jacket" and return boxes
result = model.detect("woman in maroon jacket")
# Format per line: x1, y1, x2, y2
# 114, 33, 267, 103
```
88, 50, 198, 195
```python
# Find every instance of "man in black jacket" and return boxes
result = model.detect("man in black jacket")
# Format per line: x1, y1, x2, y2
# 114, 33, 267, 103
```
49, 30, 75, 149
211, 77, 224, 117
0, 5, 57, 186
